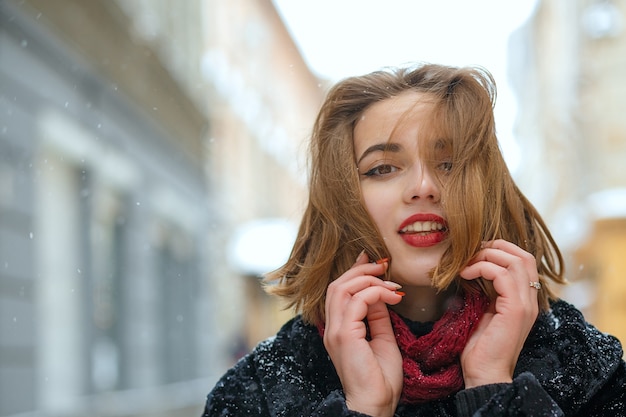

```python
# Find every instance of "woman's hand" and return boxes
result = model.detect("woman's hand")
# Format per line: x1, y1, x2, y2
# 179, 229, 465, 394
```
323, 251, 404, 417
459, 239, 540, 388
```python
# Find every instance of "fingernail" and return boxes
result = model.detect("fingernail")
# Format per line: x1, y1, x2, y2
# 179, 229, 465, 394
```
384, 281, 402, 289
395, 291, 406, 297
376, 257, 389, 264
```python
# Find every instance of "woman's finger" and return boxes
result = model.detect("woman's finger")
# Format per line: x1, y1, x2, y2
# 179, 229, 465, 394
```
461, 241, 539, 293
326, 258, 399, 313
329, 286, 402, 329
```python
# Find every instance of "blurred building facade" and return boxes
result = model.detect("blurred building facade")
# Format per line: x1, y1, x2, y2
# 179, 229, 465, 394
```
0, 0, 323, 416
510, 0, 626, 345
1, 1, 202, 416
201, 0, 325, 347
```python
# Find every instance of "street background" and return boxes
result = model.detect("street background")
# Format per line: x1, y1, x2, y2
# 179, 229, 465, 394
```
0, 0, 625, 416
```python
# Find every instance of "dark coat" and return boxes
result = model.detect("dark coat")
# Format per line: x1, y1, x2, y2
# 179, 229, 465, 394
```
203, 300, 626, 416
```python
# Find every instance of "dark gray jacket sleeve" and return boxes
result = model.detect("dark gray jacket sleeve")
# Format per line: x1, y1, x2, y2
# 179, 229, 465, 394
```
455, 372, 563, 416
455, 363, 626, 417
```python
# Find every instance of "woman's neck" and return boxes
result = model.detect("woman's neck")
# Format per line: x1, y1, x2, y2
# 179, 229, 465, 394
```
391, 286, 454, 322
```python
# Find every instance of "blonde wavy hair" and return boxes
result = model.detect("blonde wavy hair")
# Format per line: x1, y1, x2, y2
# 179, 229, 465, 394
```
266, 63, 565, 326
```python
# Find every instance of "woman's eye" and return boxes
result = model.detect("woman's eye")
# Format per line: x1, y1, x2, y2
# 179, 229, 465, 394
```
363, 164, 398, 177
437, 161, 452, 172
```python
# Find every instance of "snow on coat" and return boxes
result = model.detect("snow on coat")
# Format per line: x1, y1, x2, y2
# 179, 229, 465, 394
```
203, 300, 626, 416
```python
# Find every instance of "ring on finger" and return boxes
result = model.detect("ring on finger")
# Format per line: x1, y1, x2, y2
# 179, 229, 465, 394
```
529, 281, 542, 290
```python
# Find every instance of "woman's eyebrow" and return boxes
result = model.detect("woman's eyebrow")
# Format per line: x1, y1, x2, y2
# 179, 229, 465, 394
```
435, 138, 451, 150
357, 142, 402, 165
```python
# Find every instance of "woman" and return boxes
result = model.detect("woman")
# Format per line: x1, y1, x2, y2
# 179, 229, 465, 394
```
202, 64, 625, 416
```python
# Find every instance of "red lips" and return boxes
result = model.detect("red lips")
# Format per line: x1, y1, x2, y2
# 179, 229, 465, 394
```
398, 213, 448, 248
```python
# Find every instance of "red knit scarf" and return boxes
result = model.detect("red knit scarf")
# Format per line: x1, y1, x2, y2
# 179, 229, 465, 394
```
390, 290, 489, 404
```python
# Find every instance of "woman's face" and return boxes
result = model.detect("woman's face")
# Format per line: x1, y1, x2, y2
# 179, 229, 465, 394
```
354, 91, 450, 288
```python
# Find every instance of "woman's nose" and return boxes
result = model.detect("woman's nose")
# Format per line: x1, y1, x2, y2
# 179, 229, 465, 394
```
403, 164, 441, 203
